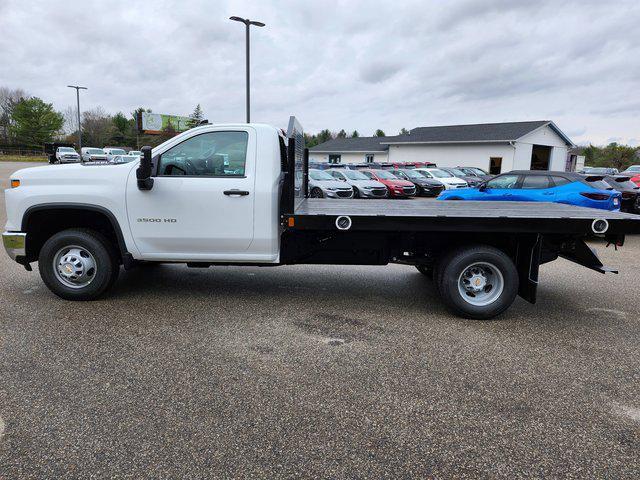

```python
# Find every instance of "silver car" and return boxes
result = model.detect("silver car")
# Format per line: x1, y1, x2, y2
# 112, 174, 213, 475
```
326, 168, 388, 198
308, 169, 354, 198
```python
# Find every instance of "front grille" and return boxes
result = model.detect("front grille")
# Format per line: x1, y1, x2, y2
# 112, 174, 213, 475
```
403, 186, 416, 194
455, 184, 467, 188
371, 188, 387, 196
336, 190, 352, 198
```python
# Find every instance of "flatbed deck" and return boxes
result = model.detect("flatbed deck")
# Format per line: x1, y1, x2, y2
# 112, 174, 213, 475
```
289, 199, 640, 234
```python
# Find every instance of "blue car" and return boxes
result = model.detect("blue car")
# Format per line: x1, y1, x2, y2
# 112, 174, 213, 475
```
438, 171, 622, 211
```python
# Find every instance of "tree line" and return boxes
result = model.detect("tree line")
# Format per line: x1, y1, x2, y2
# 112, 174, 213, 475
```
0, 86, 205, 150
2, 85, 638, 167
579, 143, 639, 171
304, 127, 412, 148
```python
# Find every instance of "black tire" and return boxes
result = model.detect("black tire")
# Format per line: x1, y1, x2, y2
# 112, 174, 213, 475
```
38, 228, 119, 301
437, 245, 518, 320
415, 264, 433, 278
353, 187, 360, 198
311, 187, 323, 198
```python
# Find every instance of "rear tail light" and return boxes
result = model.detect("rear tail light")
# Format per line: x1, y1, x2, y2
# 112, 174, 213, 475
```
580, 192, 610, 201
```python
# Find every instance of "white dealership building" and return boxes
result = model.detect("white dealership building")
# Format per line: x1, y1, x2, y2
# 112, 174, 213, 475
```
309, 121, 577, 174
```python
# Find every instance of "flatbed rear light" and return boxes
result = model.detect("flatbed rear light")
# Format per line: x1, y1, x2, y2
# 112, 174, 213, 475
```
580, 192, 610, 201
10, 179, 20, 188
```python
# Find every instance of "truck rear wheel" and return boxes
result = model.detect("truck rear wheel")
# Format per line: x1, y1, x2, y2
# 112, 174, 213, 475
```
38, 229, 119, 301
437, 245, 518, 320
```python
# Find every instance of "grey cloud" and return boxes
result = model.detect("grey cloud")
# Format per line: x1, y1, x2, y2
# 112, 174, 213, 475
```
359, 61, 404, 84
0, 0, 638, 144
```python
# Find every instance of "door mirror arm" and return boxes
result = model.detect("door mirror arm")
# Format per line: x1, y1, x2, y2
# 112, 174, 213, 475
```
137, 146, 154, 191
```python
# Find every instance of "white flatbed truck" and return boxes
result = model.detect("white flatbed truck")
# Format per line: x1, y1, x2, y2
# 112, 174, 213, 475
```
4, 118, 640, 319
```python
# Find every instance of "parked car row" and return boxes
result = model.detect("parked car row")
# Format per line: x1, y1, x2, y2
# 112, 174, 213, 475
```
49, 145, 140, 164
306, 165, 492, 199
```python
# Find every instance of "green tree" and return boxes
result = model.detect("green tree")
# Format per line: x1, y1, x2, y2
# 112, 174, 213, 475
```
317, 129, 333, 144
187, 104, 204, 128
374, 129, 385, 137
351, 130, 359, 138
10, 97, 64, 147
337, 129, 347, 138
0, 87, 27, 143
584, 143, 639, 171
399, 127, 409, 135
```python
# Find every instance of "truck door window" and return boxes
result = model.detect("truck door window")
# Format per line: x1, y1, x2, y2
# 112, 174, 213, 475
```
158, 131, 248, 177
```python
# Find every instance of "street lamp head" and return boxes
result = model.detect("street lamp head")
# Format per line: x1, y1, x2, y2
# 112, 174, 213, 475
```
249, 21, 265, 27
229, 16, 247, 23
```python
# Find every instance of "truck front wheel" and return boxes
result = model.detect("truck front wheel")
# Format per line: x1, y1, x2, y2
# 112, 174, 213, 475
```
437, 245, 518, 320
38, 229, 119, 301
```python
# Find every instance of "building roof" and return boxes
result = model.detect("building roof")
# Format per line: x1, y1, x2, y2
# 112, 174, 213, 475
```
384, 121, 573, 146
310, 121, 574, 153
309, 135, 394, 153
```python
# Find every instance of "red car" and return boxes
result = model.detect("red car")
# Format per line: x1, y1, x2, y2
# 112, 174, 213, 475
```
629, 174, 640, 187
360, 169, 416, 198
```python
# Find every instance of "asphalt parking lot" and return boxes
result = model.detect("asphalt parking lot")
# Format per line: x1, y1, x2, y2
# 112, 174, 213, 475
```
0, 161, 639, 478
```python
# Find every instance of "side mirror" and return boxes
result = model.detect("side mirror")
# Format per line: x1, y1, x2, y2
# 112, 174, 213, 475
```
136, 146, 154, 190
478, 183, 487, 191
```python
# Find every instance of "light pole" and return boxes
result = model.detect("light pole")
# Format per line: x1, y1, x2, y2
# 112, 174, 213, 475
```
67, 85, 87, 150
229, 16, 265, 123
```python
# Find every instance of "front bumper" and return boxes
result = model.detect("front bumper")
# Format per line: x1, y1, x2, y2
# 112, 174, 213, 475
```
360, 188, 388, 198
324, 189, 354, 199
2, 231, 27, 261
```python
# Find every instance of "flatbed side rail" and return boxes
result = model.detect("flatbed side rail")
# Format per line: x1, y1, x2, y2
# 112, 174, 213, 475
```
283, 212, 640, 236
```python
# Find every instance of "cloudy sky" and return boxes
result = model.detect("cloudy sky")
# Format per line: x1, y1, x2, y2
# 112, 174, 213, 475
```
1, 0, 638, 145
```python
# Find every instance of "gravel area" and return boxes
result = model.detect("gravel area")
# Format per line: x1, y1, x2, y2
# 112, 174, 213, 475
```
1, 161, 639, 478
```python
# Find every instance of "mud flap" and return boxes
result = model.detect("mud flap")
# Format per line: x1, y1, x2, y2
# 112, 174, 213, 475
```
515, 234, 541, 304
559, 238, 618, 274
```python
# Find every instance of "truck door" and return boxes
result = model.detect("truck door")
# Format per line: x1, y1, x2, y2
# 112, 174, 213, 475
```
126, 128, 255, 260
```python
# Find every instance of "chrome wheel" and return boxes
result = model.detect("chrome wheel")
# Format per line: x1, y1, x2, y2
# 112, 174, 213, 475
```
457, 262, 504, 307
53, 245, 97, 289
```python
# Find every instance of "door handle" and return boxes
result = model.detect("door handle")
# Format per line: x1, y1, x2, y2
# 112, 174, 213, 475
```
224, 189, 250, 196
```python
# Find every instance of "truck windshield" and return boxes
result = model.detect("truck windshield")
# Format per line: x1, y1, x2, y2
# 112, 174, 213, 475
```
429, 169, 453, 178
59, 147, 75, 152
309, 170, 335, 181
110, 149, 126, 155
343, 170, 369, 180
87, 148, 104, 154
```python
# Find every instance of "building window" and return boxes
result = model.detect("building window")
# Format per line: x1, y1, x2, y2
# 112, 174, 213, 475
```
365, 154, 374, 163
328, 154, 341, 164
489, 157, 502, 175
